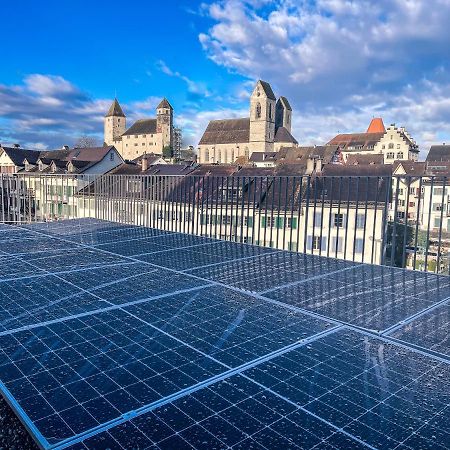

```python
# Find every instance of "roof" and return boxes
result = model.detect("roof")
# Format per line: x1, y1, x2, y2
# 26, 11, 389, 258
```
393, 161, 426, 176
249, 152, 277, 163
346, 154, 384, 165
277, 96, 292, 111
366, 117, 386, 133
0, 146, 41, 166
132, 153, 164, 165
426, 145, 450, 162
322, 163, 393, 177
105, 99, 125, 118
40, 146, 116, 163
327, 132, 384, 151
156, 98, 173, 110
275, 146, 341, 165
122, 119, 157, 136
258, 80, 276, 100
109, 162, 195, 176
274, 126, 298, 144
199, 118, 250, 145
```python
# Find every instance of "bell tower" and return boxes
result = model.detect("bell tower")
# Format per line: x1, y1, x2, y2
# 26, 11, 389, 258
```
104, 99, 126, 145
249, 80, 276, 150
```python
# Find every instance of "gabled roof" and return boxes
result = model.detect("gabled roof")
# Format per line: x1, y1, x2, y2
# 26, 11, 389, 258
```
274, 126, 298, 145
249, 152, 277, 163
258, 80, 276, 100
327, 132, 384, 151
346, 154, 384, 165
393, 161, 426, 176
0, 146, 41, 166
199, 118, 250, 145
277, 96, 292, 111
156, 98, 173, 110
275, 146, 340, 165
122, 119, 158, 136
105, 99, 126, 118
367, 118, 386, 133
426, 145, 450, 162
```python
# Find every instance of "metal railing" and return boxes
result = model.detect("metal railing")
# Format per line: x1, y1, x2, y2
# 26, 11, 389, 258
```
1, 173, 449, 274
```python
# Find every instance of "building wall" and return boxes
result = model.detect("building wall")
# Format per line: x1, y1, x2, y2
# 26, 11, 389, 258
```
116, 133, 164, 160
104, 116, 126, 146
249, 82, 276, 148
0, 152, 18, 173
375, 125, 418, 163
198, 142, 267, 164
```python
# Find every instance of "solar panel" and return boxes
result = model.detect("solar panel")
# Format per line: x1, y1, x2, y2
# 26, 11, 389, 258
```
0, 218, 449, 450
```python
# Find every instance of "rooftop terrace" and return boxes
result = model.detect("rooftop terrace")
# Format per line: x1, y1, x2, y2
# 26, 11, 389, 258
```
0, 219, 449, 449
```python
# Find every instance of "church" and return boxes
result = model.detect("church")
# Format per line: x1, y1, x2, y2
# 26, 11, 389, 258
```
104, 98, 174, 160
198, 80, 298, 164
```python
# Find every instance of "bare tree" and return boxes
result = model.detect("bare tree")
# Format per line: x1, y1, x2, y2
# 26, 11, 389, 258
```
73, 135, 99, 148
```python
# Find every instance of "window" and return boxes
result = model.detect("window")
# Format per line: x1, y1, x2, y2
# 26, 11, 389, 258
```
331, 236, 343, 253
127, 135, 130, 139
382, 144, 385, 149
287, 217, 298, 229
387, 152, 395, 159
334, 213, 344, 228
142, 143, 145, 146
434, 188, 445, 196
110, 152, 114, 161
355, 238, 364, 254
433, 203, 444, 212
142, 135, 146, 138
397, 152, 404, 159
313, 212, 322, 227
134, 135, 138, 138
434, 217, 442, 229
397, 144, 401, 149
398, 188, 404, 195
388, 143, 394, 149
409, 202, 415, 207
398, 200, 405, 207
204, 149, 210, 162
409, 187, 416, 195
256, 102, 262, 119
134, 143, 138, 146
396, 211, 405, 219
312, 236, 327, 251
269, 103, 273, 120
356, 214, 365, 229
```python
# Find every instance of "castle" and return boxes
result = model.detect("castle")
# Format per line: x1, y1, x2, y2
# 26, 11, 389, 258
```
198, 80, 298, 164
104, 98, 174, 160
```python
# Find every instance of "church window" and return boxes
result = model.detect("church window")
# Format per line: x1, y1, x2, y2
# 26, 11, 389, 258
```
204, 149, 209, 162
217, 149, 222, 162
269, 103, 273, 120
256, 103, 262, 119
231, 148, 235, 162
287, 113, 290, 124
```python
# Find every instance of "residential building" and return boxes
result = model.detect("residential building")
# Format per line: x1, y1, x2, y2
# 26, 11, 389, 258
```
0, 145, 41, 173
426, 144, 450, 162
328, 118, 419, 163
198, 80, 298, 164
104, 98, 174, 160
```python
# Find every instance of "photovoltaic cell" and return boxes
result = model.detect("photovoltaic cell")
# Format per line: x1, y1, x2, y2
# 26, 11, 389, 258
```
264, 271, 450, 331
123, 286, 333, 367
187, 251, 354, 292
0, 219, 449, 450
390, 300, 450, 358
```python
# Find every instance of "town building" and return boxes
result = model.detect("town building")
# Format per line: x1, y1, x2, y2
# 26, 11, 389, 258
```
198, 80, 298, 164
104, 98, 174, 160
328, 118, 419, 163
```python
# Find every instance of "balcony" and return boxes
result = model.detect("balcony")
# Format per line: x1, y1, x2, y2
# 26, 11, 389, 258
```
0, 218, 449, 449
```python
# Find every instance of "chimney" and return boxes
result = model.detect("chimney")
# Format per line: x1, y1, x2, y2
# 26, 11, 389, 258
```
141, 157, 148, 172
316, 158, 323, 173
306, 157, 315, 175
13, 143, 20, 148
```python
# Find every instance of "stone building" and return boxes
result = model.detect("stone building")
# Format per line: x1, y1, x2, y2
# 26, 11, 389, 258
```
198, 80, 298, 164
104, 98, 174, 160
328, 118, 419, 163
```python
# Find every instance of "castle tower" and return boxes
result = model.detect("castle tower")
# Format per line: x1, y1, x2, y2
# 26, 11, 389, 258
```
156, 98, 173, 152
249, 80, 276, 150
104, 99, 126, 145
275, 96, 292, 133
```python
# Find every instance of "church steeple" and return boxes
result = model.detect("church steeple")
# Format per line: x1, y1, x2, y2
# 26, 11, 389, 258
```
104, 98, 126, 145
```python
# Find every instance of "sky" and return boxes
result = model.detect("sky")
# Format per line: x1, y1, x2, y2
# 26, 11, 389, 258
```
1, 0, 450, 157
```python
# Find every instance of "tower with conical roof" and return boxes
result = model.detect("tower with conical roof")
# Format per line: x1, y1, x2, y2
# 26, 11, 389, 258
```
104, 99, 126, 146
156, 98, 173, 153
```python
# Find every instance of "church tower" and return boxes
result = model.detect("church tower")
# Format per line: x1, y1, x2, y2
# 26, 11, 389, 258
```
156, 98, 173, 152
275, 96, 292, 133
249, 80, 276, 150
104, 99, 126, 146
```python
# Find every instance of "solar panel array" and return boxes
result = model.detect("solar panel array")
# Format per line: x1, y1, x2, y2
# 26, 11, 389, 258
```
0, 218, 449, 450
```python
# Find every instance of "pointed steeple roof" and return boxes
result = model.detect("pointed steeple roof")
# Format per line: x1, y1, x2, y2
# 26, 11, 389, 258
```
367, 117, 385, 133
105, 98, 125, 118
157, 98, 173, 110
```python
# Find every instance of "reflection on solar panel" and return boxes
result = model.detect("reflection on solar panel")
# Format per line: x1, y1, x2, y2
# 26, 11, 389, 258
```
0, 218, 449, 450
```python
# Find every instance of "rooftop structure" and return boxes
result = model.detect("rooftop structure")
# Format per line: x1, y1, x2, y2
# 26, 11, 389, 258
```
0, 218, 449, 449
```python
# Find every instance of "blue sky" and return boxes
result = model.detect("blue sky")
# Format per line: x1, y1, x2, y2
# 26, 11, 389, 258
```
2, 0, 450, 156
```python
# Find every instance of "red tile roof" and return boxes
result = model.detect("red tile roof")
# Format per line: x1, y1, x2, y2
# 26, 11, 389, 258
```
367, 117, 386, 133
